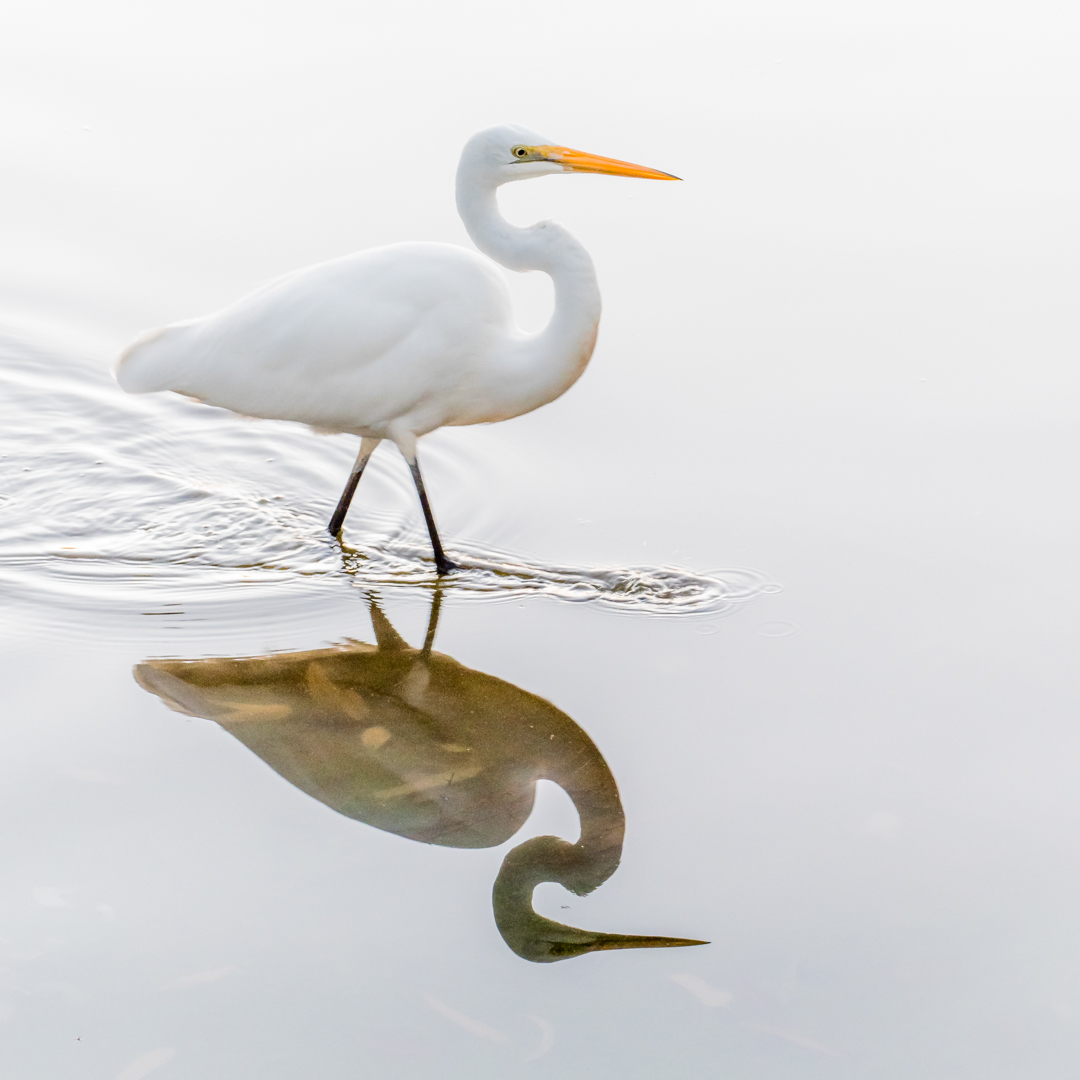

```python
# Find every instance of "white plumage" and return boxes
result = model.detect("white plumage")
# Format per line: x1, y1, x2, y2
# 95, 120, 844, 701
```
116, 124, 678, 573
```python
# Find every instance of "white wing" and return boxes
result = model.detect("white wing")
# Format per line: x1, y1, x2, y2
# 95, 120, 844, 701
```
117, 242, 513, 435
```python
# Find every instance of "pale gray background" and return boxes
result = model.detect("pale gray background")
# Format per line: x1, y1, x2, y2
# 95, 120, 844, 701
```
1, 1, 1079, 1077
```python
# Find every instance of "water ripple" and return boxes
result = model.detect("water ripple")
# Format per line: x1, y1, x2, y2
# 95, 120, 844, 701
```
0, 328, 779, 620
340, 530, 779, 614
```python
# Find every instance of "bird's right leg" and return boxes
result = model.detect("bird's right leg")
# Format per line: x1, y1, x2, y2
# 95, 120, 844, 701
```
406, 454, 459, 575
390, 438, 457, 575
328, 437, 381, 537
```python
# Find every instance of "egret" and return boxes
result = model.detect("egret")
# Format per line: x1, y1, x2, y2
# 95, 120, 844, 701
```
115, 124, 678, 574
133, 595, 706, 962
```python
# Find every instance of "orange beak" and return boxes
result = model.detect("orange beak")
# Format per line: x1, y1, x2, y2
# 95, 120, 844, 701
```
540, 145, 681, 181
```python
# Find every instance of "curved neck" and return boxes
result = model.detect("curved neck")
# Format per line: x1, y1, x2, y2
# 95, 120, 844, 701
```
538, 730, 624, 873
455, 170, 602, 420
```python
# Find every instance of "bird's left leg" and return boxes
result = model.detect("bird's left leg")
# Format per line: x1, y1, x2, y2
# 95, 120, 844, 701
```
396, 440, 458, 575
328, 436, 381, 537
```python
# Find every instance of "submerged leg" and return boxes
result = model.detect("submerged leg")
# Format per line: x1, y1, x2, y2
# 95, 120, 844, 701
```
402, 449, 457, 575
328, 437, 381, 537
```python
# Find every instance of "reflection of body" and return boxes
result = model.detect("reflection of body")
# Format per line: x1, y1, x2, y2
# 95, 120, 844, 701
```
134, 597, 705, 961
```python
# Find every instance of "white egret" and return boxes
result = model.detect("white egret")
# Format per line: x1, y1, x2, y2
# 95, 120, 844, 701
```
115, 124, 679, 573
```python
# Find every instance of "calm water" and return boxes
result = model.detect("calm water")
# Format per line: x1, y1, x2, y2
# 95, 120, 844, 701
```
3, 1, 1080, 1077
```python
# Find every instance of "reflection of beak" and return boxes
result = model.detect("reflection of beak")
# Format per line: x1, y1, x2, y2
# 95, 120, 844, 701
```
541, 145, 681, 181
564, 931, 709, 956
528, 926, 708, 961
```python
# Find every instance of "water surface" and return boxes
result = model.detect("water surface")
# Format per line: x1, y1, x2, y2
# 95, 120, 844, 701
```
3, 1, 1080, 1077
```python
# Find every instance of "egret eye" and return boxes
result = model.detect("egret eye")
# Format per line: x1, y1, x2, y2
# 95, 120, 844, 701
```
511, 145, 531, 159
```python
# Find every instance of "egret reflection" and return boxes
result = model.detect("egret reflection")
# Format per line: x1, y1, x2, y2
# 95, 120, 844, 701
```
133, 595, 705, 962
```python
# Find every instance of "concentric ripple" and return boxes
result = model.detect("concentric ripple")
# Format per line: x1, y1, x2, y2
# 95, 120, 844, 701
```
0, 328, 780, 619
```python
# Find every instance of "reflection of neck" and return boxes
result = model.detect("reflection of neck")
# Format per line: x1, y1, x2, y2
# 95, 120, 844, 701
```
539, 726, 625, 886
492, 733, 704, 963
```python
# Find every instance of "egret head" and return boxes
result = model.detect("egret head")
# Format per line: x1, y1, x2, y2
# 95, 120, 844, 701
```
460, 124, 680, 187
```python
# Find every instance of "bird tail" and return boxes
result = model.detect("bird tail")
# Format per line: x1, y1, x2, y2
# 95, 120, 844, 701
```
113, 326, 181, 393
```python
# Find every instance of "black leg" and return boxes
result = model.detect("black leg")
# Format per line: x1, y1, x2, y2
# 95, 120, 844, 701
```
328, 437, 380, 537
328, 470, 364, 536
407, 456, 457, 575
